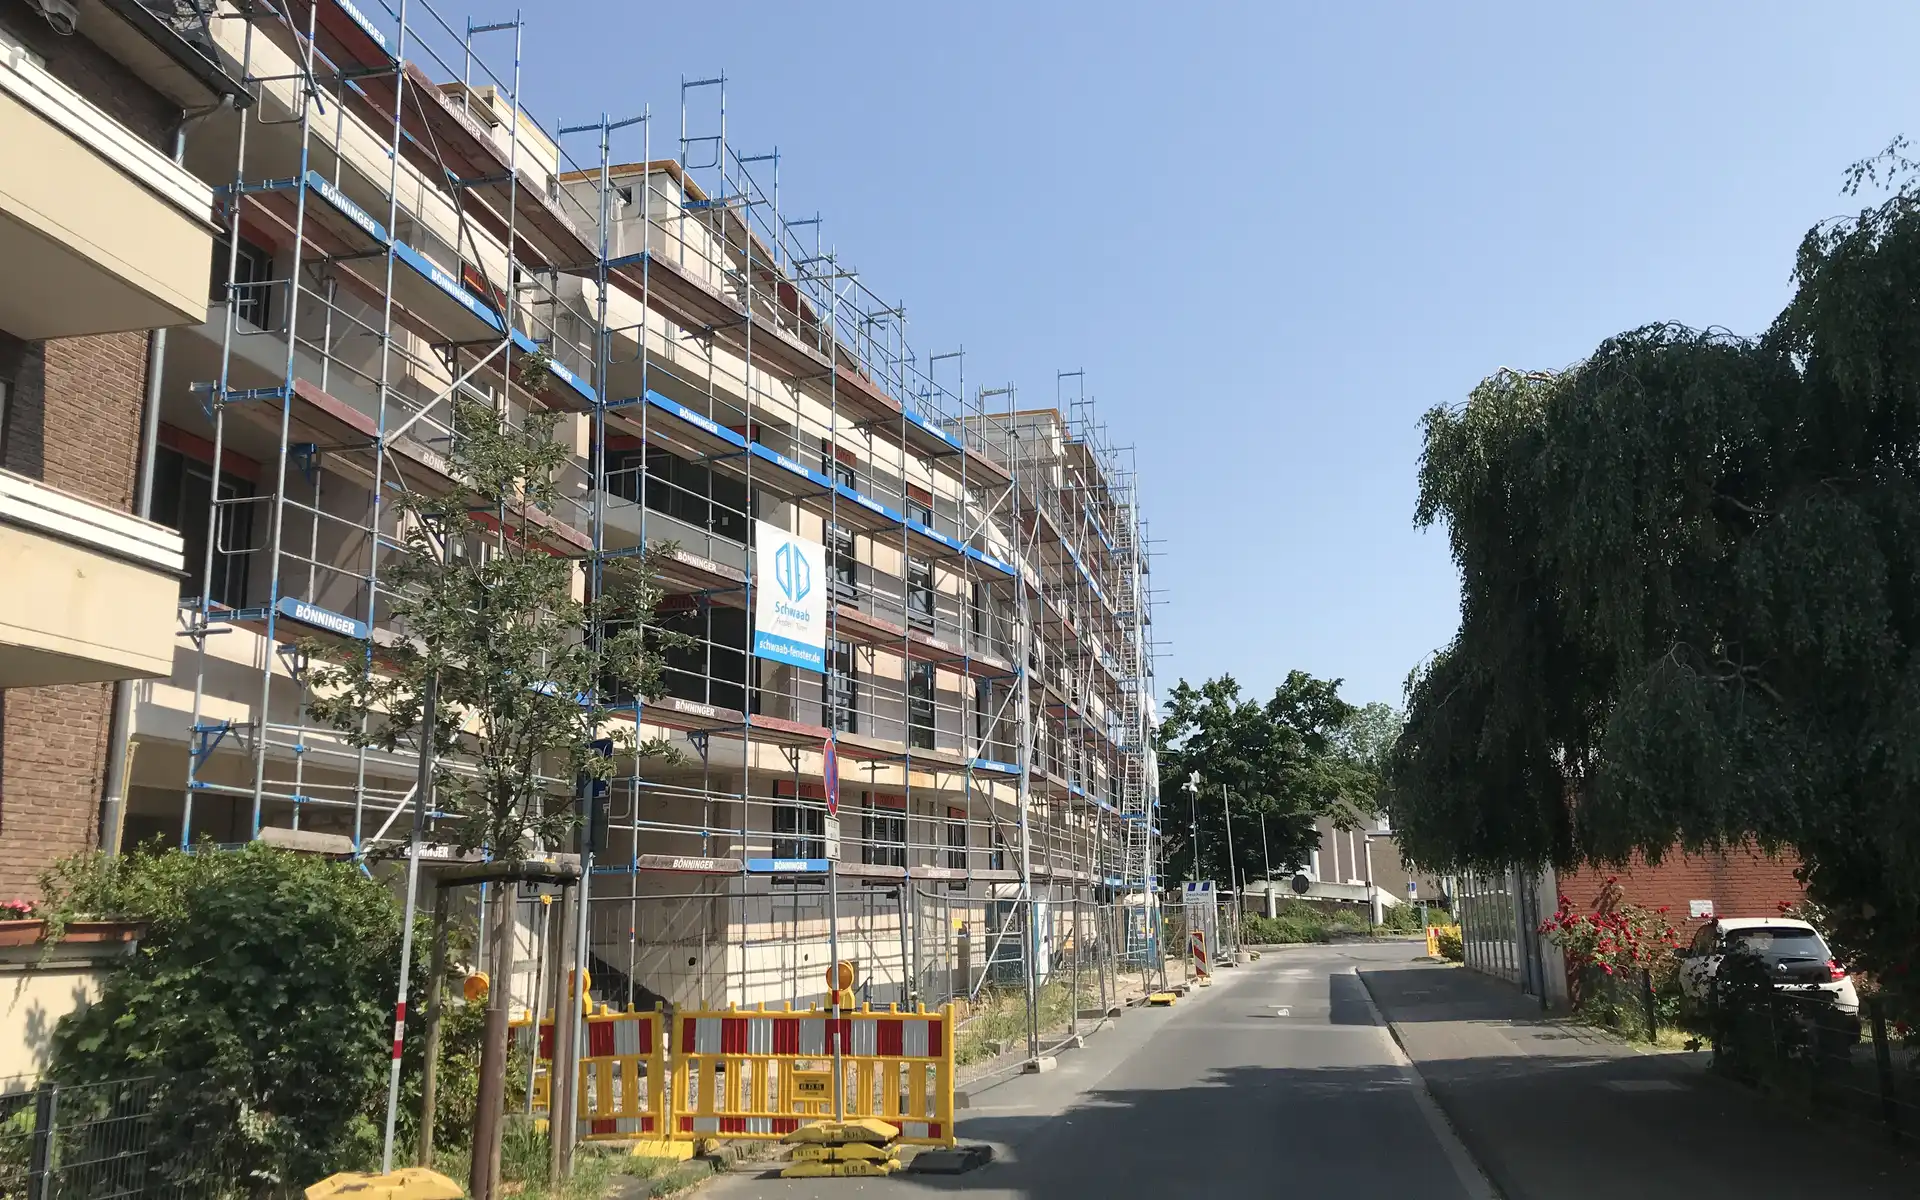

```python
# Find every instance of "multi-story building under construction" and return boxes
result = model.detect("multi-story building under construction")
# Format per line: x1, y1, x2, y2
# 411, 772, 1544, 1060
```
70, 0, 1161, 1013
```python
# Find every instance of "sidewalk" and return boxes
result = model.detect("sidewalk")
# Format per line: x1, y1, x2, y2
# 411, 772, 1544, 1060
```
1358, 957, 1913, 1200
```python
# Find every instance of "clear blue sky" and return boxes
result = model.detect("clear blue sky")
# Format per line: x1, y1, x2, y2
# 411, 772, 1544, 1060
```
486, 0, 1916, 708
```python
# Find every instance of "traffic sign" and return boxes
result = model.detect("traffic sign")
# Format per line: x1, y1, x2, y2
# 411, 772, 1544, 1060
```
824, 735, 840, 817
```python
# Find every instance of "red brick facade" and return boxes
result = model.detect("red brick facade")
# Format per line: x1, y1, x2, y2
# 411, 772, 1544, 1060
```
0, 9, 176, 150
0, 331, 149, 509
0, 686, 115, 898
1555, 846, 1805, 935
0, 4, 186, 900
0, 329, 153, 897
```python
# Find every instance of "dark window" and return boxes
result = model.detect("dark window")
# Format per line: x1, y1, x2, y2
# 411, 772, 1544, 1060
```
826, 522, 858, 602
907, 559, 934, 629
974, 680, 994, 749
946, 809, 967, 872
152, 445, 254, 609
989, 832, 1006, 873
906, 495, 933, 528
820, 441, 857, 492
1723, 927, 1830, 962
773, 804, 826, 860
607, 445, 747, 543
908, 662, 935, 750
969, 581, 985, 638
826, 638, 858, 733
213, 236, 274, 329
862, 804, 906, 868
651, 605, 747, 712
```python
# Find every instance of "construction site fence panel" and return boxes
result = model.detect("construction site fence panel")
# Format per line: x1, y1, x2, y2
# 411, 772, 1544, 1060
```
667, 1003, 956, 1147
509, 1005, 671, 1139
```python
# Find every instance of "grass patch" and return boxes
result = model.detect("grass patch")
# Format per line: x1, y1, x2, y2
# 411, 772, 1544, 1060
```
955, 975, 1099, 1066
420, 1119, 705, 1199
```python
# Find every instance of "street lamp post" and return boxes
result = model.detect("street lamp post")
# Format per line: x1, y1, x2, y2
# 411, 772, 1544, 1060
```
1362, 825, 1382, 927
1186, 772, 1201, 884
1220, 786, 1239, 962
1219, 785, 1237, 895
1259, 813, 1274, 918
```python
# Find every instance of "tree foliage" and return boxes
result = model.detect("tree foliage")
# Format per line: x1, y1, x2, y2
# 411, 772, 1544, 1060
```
1388, 142, 1920, 1001
305, 397, 679, 860
42, 844, 413, 1190
1155, 672, 1381, 885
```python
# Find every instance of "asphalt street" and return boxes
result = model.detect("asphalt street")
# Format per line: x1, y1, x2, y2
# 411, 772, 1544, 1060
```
705, 940, 1493, 1199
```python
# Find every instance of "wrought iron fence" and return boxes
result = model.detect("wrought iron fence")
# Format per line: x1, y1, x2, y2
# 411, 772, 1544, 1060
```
0, 1075, 246, 1200
1711, 970, 1920, 1145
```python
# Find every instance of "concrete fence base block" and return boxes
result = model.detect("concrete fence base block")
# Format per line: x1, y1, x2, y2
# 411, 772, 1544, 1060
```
906, 1143, 994, 1175
1058, 1034, 1085, 1050
1021, 1055, 1058, 1074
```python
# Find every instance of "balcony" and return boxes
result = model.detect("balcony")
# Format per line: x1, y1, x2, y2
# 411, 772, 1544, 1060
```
0, 43, 218, 340
0, 471, 182, 687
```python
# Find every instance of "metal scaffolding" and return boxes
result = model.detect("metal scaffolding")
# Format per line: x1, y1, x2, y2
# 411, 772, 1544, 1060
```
154, 0, 1161, 1021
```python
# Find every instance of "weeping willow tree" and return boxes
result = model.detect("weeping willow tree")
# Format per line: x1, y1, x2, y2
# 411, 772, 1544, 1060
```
1389, 142, 1920, 1003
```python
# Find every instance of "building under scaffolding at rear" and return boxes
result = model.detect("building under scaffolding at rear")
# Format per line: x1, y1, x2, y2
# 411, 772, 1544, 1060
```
127, 0, 1162, 1014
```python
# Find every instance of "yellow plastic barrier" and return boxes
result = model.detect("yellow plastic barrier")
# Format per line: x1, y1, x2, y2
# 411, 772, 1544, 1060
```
508, 1004, 670, 1139
666, 1002, 956, 1147
1425, 925, 1461, 957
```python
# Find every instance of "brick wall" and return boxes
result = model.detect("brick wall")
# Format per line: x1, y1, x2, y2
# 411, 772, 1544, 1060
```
0, 325, 151, 895
0, 330, 148, 507
0, 6, 177, 149
0, 5, 187, 895
1555, 846, 1805, 936
0, 686, 113, 897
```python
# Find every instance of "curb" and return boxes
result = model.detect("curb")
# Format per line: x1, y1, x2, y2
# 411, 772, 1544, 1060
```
1352, 969, 1503, 1200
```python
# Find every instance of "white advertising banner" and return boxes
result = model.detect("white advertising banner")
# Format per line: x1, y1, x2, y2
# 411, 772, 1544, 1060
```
753, 519, 827, 673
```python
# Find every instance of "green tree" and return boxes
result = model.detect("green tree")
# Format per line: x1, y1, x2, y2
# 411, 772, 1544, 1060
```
305, 397, 677, 860
1388, 141, 1920, 1008
1338, 701, 1402, 775
42, 844, 409, 1191
1155, 672, 1376, 886
304, 396, 680, 1196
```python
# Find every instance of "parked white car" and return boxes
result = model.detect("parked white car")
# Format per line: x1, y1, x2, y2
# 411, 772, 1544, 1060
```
1678, 917, 1859, 1028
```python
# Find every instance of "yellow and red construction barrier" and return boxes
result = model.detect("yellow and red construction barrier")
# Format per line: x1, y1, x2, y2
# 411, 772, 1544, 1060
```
666, 1002, 956, 1147
509, 1004, 670, 1139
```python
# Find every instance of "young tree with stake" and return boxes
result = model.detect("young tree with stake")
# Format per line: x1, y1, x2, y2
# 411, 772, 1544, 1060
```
306, 395, 679, 1196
